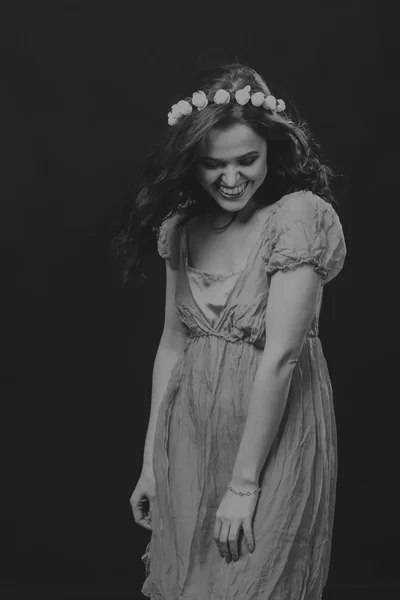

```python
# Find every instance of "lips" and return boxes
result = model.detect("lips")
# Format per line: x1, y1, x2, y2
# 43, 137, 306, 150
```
216, 181, 249, 198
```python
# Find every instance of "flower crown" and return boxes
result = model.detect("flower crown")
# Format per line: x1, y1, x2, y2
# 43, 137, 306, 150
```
167, 85, 286, 126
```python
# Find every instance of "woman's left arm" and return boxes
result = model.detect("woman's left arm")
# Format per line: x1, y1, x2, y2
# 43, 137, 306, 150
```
231, 263, 322, 488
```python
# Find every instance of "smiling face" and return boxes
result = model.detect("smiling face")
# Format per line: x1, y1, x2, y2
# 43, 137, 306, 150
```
196, 123, 268, 215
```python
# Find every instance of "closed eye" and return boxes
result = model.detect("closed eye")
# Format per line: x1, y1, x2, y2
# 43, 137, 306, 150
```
201, 157, 258, 170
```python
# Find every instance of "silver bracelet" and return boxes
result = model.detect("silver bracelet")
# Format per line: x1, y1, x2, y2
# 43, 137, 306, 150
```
228, 484, 261, 496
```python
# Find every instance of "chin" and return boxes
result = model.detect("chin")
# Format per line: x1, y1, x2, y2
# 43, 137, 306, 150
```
218, 200, 250, 212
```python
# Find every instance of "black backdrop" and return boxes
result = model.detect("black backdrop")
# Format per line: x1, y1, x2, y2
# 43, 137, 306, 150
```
1, 0, 399, 598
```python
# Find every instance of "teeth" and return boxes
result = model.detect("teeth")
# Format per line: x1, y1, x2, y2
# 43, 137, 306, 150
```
218, 182, 248, 196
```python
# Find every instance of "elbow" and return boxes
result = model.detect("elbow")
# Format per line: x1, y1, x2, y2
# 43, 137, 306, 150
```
260, 343, 301, 372
160, 328, 188, 354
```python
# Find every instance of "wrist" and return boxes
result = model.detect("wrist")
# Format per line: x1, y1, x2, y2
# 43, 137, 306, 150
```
141, 463, 154, 477
228, 479, 260, 496
231, 469, 260, 488
228, 483, 261, 498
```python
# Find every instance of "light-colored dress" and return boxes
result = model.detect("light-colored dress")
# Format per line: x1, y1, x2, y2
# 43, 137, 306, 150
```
141, 190, 347, 600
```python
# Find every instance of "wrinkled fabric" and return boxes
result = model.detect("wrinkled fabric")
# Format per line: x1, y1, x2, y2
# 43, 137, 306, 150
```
186, 268, 242, 330
141, 191, 347, 600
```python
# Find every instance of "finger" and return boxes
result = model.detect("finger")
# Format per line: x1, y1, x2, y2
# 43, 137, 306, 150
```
228, 525, 240, 562
213, 519, 224, 558
131, 503, 145, 524
138, 518, 152, 531
219, 522, 232, 563
131, 497, 151, 526
242, 521, 255, 553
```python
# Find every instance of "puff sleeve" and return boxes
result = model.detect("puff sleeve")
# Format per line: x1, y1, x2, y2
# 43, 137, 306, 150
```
264, 191, 347, 285
157, 212, 182, 270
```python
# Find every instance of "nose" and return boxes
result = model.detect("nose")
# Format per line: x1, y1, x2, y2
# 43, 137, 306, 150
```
221, 166, 241, 188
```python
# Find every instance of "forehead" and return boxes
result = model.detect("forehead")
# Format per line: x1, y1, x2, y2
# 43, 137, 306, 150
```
198, 124, 266, 158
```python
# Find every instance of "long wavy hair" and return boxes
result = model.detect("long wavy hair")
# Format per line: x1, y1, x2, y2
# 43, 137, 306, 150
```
111, 62, 340, 286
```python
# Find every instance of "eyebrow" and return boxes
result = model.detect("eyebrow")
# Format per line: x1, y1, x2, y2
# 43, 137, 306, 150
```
199, 151, 260, 161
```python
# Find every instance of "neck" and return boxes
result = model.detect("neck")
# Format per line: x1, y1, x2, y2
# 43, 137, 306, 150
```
212, 197, 259, 228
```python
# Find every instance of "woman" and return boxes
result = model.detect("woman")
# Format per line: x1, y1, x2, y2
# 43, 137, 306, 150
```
116, 62, 347, 599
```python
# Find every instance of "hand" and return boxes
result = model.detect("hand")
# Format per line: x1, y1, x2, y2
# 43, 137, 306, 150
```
213, 484, 259, 563
130, 470, 156, 531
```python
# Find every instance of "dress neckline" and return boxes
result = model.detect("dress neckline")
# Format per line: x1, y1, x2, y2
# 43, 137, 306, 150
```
184, 204, 277, 279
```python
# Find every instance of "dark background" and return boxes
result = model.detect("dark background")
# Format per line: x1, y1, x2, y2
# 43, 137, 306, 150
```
1, 0, 399, 598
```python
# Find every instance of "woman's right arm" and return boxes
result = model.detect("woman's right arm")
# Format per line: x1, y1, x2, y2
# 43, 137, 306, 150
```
141, 261, 187, 476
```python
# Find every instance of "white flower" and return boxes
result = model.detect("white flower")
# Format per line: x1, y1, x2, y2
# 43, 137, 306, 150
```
276, 99, 286, 113
168, 111, 179, 126
235, 85, 251, 105
214, 89, 231, 104
192, 90, 208, 110
170, 103, 182, 118
168, 100, 193, 125
250, 92, 265, 107
174, 100, 193, 116
263, 95, 277, 111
